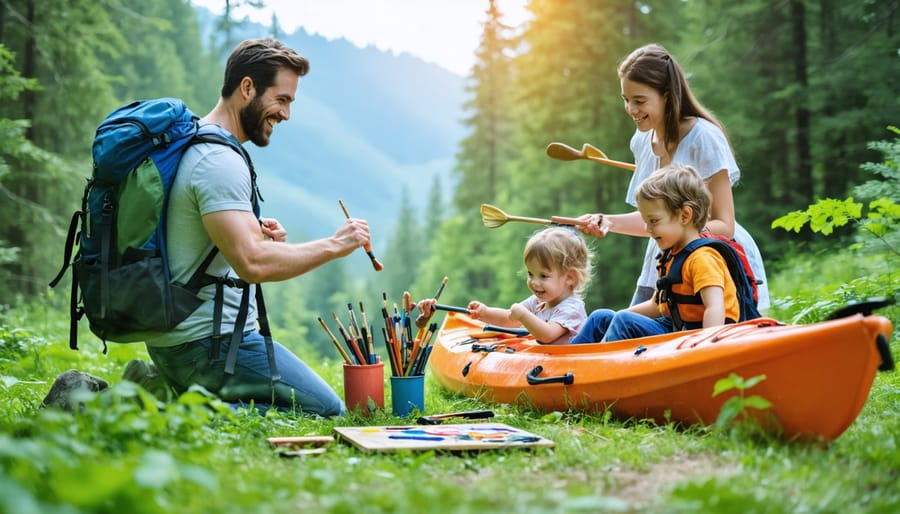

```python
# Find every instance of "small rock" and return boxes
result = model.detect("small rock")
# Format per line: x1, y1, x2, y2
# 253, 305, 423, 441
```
41, 369, 109, 411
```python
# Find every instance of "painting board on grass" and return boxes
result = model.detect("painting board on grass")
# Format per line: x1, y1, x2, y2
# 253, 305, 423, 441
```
333, 422, 554, 453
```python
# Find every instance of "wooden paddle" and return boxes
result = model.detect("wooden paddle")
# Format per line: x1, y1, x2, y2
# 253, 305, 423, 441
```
582, 143, 607, 160
545, 142, 636, 172
480, 204, 585, 229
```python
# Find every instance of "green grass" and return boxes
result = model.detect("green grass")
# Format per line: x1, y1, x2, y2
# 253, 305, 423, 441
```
1, 247, 898, 514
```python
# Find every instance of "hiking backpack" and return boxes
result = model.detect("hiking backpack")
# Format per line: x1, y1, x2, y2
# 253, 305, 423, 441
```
49, 98, 279, 379
655, 236, 763, 331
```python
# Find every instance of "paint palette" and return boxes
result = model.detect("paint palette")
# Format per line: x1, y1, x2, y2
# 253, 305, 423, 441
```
333, 422, 554, 453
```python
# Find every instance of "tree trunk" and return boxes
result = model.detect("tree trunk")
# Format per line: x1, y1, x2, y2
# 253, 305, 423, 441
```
819, 0, 844, 199
790, 0, 812, 203
23, 0, 36, 140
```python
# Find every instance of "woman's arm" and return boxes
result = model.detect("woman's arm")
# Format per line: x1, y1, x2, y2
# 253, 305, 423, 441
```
578, 211, 649, 238
704, 170, 736, 239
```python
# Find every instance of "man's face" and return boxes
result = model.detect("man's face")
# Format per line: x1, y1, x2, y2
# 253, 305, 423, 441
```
239, 68, 299, 147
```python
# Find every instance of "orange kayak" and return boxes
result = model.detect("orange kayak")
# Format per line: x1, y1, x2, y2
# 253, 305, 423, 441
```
428, 311, 894, 441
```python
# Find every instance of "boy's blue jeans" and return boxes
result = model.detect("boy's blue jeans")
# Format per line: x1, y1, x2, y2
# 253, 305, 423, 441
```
147, 330, 345, 417
571, 309, 675, 344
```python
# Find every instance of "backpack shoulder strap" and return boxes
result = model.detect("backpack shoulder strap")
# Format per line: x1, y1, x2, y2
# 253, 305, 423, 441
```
179, 124, 260, 288
186, 125, 278, 381
657, 237, 761, 331
192, 125, 262, 216
656, 240, 704, 331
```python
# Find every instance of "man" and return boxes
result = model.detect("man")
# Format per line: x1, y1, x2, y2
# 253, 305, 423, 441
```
130, 38, 370, 416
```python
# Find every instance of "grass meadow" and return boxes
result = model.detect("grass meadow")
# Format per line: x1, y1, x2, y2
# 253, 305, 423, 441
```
1, 243, 898, 514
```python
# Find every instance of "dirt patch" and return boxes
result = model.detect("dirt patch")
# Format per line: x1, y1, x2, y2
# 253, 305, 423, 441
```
444, 450, 737, 510
573, 452, 739, 509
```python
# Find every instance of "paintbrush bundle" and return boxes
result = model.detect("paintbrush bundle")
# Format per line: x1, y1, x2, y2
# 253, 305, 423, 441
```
379, 290, 437, 377
317, 300, 380, 366
319, 278, 450, 375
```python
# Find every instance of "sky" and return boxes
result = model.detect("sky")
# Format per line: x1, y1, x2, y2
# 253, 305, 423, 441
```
191, 0, 531, 75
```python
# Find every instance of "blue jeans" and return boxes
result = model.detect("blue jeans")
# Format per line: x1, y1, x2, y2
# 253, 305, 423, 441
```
571, 309, 674, 344
147, 330, 345, 417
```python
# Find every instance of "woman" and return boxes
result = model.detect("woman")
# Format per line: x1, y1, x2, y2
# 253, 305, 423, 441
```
578, 44, 769, 310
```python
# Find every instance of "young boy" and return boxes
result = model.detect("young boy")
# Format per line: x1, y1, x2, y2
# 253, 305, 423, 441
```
571, 164, 739, 343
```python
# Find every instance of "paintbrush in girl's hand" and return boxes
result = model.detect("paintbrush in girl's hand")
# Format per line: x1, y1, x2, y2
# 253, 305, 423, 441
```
416, 276, 448, 329
433, 304, 470, 314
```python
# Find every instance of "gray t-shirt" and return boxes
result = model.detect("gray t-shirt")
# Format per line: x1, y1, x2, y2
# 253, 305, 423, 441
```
519, 294, 586, 344
144, 136, 257, 347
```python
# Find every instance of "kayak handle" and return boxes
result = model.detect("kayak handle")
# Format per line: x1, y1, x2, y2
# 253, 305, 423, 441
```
526, 365, 574, 386
826, 297, 894, 320
483, 325, 530, 337
876, 334, 894, 371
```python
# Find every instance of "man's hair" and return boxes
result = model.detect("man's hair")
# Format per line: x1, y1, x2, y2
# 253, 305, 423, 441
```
635, 164, 711, 231
523, 227, 593, 296
221, 38, 309, 98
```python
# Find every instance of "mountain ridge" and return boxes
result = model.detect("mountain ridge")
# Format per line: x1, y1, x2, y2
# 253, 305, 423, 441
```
197, 8, 469, 246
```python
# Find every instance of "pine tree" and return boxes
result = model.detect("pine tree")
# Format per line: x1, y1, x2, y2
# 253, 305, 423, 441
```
417, 0, 521, 308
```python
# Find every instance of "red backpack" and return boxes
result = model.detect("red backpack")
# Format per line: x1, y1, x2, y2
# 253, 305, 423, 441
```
699, 232, 759, 304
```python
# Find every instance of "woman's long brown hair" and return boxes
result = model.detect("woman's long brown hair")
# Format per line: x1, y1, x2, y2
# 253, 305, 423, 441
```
618, 44, 731, 154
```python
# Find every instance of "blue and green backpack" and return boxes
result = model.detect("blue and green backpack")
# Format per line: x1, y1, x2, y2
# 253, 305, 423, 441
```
50, 98, 274, 376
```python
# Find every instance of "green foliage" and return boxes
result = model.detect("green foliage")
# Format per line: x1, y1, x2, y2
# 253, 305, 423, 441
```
764, 241, 898, 325
0, 383, 228, 513
772, 126, 900, 258
712, 373, 773, 430
0, 43, 82, 303
772, 197, 863, 235
854, 126, 900, 202
0, 44, 37, 99
771, 195, 899, 243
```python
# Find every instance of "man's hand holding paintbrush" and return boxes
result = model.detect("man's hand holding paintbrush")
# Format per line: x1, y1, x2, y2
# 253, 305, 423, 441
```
339, 199, 383, 271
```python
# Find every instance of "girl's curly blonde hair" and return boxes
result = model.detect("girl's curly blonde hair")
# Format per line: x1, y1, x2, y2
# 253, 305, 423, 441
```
523, 227, 593, 297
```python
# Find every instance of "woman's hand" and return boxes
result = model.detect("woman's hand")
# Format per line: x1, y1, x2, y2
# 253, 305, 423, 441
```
577, 213, 609, 238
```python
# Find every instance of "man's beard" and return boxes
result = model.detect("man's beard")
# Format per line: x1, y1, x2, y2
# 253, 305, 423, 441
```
239, 95, 271, 147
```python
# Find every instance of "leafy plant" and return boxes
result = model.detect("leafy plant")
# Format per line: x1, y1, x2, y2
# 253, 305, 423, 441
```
771, 197, 899, 255
771, 126, 900, 258
854, 125, 900, 202
712, 373, 773, 429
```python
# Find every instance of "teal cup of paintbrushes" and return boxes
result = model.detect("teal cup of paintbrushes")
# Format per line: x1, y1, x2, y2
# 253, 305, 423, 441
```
390, 375, 425, 417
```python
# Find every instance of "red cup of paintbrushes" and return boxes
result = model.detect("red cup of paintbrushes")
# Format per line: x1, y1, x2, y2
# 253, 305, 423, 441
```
343, 361, 385, 416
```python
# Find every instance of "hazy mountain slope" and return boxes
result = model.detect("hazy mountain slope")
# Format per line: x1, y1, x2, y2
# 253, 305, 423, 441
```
197, 9, 469, 246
